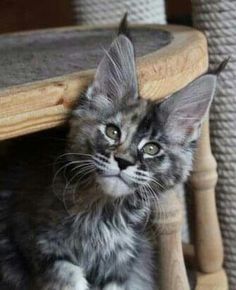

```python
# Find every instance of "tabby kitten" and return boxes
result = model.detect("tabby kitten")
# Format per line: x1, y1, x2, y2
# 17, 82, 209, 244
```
0, 18, 217, 290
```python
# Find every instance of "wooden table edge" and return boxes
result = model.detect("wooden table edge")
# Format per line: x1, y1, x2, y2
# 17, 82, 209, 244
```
0, 24, 208, 140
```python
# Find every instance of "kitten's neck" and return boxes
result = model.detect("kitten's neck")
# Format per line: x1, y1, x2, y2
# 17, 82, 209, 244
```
54, 174, 152, 225
67, 185, 151, 226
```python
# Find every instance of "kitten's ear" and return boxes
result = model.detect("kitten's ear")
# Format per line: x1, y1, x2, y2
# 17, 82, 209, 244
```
90, 34, 138, 102
159, 74, 217, 142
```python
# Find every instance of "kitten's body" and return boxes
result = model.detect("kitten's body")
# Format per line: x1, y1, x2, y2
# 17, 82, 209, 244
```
0, 138, 154, 290
0, 16, 217, 290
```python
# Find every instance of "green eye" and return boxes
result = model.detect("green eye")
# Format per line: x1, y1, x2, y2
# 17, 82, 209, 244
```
105, 124, 121, 141
142, 142, 160, 156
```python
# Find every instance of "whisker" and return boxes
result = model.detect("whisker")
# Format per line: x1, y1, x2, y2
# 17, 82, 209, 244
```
62, 166, 96, 214
135, 169, 149, 177
123, 172, 149, 185
146, 183, 167, 235
92, 157, 111, 172
55, 152, 94, 162
70, 161, 94, 172
52, 160, 93, 193
95, 153, 110, 162
71, 167, 95, 206
138, 185, 153, 226
148, 176, 166, 191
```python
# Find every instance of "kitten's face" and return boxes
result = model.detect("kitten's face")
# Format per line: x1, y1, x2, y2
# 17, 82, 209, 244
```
67, 35, 216, 199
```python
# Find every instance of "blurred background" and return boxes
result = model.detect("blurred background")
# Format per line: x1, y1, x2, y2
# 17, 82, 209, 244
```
0, 0, 191, 34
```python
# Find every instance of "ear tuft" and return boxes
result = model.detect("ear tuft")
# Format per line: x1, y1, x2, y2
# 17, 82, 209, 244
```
118, 12, 131, 40
210, 58, 229, 76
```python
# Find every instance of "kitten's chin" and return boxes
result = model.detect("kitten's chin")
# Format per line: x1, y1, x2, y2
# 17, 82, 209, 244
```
98, 176, 132, 198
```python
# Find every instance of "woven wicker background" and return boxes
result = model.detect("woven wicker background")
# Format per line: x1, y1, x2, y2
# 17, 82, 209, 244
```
72, 0, 166, 25
192, 1, 236, 289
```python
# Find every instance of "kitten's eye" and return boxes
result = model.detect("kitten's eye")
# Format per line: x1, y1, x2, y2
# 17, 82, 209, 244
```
142, 142, 160, 156
105, 124, 121, 141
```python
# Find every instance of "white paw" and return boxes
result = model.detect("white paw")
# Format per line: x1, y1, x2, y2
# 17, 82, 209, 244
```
103, 282, 125, 290
54, 261, 88, 290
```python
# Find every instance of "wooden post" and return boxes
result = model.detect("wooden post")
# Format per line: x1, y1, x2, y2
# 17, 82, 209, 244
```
154, 191, 190, 290
190, 119, 224, 273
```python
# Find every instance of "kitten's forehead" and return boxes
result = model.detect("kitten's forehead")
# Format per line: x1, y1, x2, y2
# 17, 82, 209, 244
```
119, 98, 148, 124
117, 100, 153, 145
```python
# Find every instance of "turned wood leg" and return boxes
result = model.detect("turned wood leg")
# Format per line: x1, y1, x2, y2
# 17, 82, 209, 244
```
154, 191, 190, 290
189, 119, 224, 273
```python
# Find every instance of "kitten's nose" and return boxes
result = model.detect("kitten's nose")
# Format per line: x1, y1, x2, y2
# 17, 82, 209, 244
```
114, 156, 133, 170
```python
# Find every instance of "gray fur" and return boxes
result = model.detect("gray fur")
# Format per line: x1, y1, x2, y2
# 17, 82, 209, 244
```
0, 29, 216, 289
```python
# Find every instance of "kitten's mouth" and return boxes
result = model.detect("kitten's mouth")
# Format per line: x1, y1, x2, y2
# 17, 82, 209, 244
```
102, 173, 130, 186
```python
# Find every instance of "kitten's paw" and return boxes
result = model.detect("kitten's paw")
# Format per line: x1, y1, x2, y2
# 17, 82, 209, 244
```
103, 283, 125, 290
36, 261, 88, 290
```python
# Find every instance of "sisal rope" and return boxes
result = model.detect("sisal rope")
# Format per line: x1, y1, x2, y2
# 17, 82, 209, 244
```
192, 0, 236, 288
71, 0, 166, 25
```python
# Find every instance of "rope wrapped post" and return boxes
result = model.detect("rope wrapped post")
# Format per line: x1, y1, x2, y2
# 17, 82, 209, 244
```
192, 1, 236, 288
71, 0, 166, 25
154, 191, 190, 290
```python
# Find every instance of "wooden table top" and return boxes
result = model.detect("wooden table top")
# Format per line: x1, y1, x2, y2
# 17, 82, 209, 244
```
0, 24, 208, 140
0, 27, 171, 89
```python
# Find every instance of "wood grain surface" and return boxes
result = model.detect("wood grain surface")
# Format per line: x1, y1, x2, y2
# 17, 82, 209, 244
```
0, 24, 208, 140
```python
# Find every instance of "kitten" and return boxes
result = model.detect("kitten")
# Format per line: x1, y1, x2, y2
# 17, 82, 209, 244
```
0, 16, 217, 290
